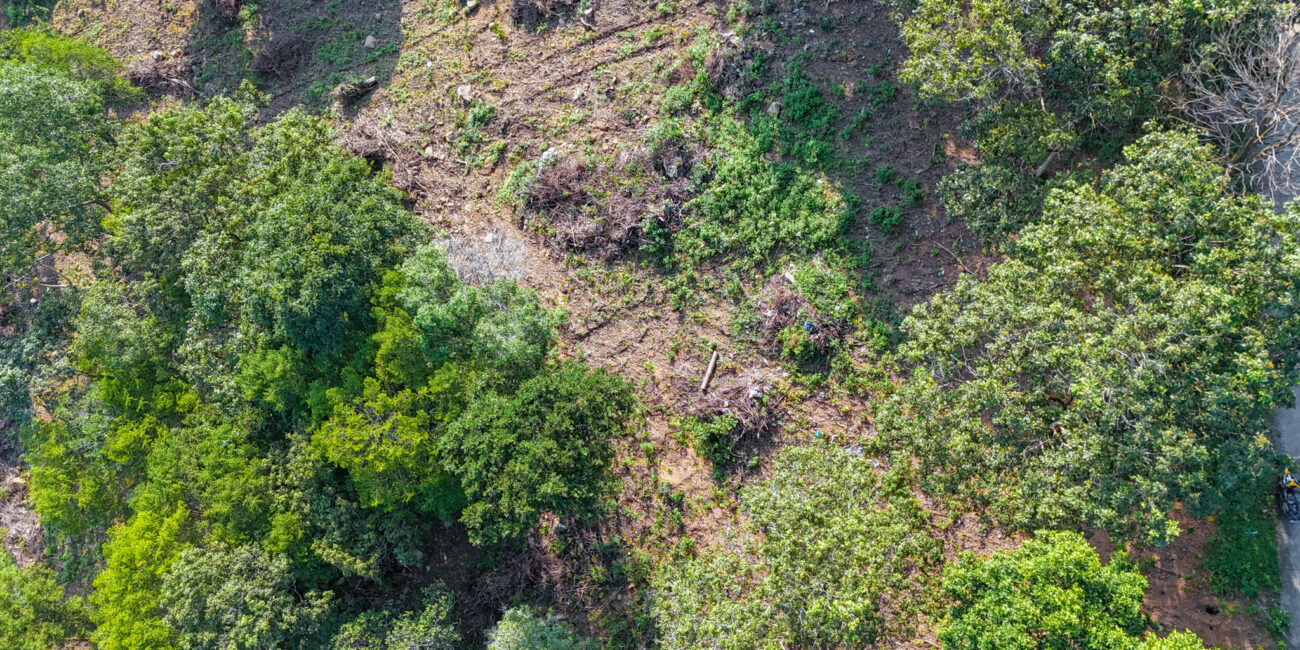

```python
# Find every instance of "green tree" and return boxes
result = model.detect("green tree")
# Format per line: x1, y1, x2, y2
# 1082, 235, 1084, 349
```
652, 443, 942, 648
0, 61, 110, 287
445, 363, 634, 546
91, 503, 192, 650
0, 550, 89, 650
485, 606, 595, 650
105, 85, 418, 403
160, 545, 331, 650
899, 0, 1246, 139
883, 129, 1300, 543
939, 530, 1204, 649
314, 376, 464, 516
329, 589, 460, 650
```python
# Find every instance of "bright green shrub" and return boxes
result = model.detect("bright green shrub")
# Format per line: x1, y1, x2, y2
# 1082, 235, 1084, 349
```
677, 414, 740, 478
653, 443, 941, 648
679, 113, 849, 274
314, 376, 464, 516
0, 550, 88, 650
938, 530, 1205, 649
868, 204, 902, 233
884, 129, 1300, 544
485, 606, 596, 650
91, 503, 192, 650
0, 27, 140, 101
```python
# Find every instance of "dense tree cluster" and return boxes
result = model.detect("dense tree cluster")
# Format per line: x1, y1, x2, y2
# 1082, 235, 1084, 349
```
4, 34, 629, 648
883, 129, 1300, 544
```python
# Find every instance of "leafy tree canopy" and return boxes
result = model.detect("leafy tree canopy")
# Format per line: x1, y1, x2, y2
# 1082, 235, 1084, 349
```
485, 606, 596, 650
160, 545, 331, 650
652, 443, 942, 648
939, 530, 1205, 649
883, 128, 1300, 544
0, 550, 89, 650
0, 59, 110, 288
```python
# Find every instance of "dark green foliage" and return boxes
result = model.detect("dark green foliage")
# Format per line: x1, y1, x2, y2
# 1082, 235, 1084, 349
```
939, 102, 1079, 243
939, 530, 1204, 649
106, 86, 418, 385
3, 0, 54, 26
0, 550, 89, 650
742, 54, 842, 169
653, 443, 942, 648
329, 589, 460, 649
0, 288, 77, 425
883, 129, 1300, 544
901, 0, 1245, 144
869, 205, 902, 233
1205, 481, 1280, 598
939, 163, 1045, 243
396, 244, 556, 386
444, 363, 634, 546
678, 414, 739, 478
268, 433, 437, 582
160, 545, 332, 650
874, 164, 899, 185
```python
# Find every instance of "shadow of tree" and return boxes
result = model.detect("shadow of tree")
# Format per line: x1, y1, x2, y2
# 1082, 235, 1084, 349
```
181, 0, 402, 114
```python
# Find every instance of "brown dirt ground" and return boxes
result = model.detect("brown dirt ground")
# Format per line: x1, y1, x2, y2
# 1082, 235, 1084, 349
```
1092, 508, 1275, 648
34, 0, 1274, 644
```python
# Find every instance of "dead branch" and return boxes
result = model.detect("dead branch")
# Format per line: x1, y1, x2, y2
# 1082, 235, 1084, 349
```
1173, 8, 1300, 204
699, 350, 719, 393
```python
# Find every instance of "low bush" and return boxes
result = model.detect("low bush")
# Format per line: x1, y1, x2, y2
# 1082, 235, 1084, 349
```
939, 530, 1206, 649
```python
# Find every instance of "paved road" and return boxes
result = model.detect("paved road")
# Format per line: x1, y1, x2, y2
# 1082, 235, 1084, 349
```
1273, 388, 1300, 647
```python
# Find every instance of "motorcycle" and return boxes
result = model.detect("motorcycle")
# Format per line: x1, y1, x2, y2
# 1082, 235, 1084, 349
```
1280, 469, 1300, 523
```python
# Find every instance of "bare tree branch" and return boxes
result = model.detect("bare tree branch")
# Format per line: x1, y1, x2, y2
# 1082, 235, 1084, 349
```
1173, 8, 1300, 205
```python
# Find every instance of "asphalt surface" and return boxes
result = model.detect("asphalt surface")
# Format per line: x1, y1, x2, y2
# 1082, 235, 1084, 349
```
1274, 388, 1300, 647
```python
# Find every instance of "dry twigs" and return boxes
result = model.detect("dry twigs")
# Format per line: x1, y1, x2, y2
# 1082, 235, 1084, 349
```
1174, 8, 1300, 203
